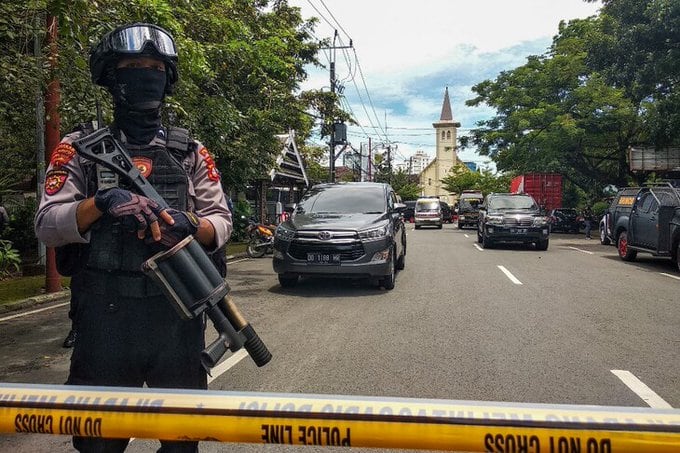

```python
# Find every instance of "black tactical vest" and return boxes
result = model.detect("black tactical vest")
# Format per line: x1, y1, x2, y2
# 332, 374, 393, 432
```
85, 128, 193, 273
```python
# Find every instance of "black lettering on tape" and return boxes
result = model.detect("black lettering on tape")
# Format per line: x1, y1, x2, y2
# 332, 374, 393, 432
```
484, 433, 541, 453
14, 413, 54, 434
59, 416, 82, 435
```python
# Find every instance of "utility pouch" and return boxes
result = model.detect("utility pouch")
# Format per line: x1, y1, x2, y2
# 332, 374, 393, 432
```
55, 243, 90, 276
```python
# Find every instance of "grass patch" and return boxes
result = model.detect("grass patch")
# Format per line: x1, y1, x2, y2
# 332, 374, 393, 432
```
0, 275, 71, 306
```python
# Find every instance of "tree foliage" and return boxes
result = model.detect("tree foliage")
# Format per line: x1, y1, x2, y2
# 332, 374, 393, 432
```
441, 163, 511, 197
462, 0, 680, 198
1, 0, 334, 194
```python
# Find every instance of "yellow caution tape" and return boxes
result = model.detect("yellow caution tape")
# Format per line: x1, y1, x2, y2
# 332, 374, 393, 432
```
1, 383, 679, 452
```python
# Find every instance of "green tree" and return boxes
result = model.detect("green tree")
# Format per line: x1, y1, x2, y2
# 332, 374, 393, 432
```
441, 163, 510, 197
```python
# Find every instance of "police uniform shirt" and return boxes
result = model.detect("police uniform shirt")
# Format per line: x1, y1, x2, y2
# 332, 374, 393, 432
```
35, 130, 232, 250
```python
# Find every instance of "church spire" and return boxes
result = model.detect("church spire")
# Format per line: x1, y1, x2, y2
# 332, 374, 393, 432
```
439, 86, 453, 121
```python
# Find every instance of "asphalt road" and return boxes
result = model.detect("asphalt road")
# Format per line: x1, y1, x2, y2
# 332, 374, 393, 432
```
0, 223, 678, 451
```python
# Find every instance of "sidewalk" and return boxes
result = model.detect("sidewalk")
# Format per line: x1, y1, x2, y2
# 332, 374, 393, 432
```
0, 252, 248, 315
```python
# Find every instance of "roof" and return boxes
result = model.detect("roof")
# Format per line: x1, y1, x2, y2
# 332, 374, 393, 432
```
269, 130, 309, 187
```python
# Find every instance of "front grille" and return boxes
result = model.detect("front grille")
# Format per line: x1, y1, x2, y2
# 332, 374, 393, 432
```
288, 241, 365, 261
503, 215, 534, 227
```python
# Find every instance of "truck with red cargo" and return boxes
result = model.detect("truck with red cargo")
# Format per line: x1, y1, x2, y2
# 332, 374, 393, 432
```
510, 173, 563, 212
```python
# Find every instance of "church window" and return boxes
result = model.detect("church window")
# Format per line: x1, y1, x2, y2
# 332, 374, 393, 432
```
446, 131, 451, 139
428, 178, 432, 185
441, 131, 445, 139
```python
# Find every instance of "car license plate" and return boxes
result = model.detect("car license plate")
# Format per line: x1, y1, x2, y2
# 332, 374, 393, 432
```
307, 253, 341, 264
510, 228, 528, 234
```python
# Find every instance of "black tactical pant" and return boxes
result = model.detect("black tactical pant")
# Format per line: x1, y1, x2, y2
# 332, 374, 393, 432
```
66, 271, 206, 453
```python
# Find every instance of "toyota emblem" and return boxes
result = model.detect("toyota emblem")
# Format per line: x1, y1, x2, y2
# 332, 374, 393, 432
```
318, 231, 332, 240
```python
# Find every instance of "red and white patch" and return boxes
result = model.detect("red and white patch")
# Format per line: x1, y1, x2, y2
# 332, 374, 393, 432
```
199, 147, 220, 182
132, 157, 153, 178
49, 143, 76, 168
45, 169, 68, 196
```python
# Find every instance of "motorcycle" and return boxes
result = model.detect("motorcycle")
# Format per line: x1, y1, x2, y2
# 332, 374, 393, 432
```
246, 218, 277, 258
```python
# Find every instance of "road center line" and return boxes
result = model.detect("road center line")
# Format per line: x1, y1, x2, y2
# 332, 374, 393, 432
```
611, 370, 673, 408
497, 265, 522, 285
473, 244, 483, 251
566, 246, 594, 255
208, 348, 249, 383
660, 272, 680, 281
0, 302, 69, 323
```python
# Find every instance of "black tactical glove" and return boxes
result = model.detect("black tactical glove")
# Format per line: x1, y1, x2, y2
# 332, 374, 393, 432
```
94, 188, 164, 237
157, 209, 201, 247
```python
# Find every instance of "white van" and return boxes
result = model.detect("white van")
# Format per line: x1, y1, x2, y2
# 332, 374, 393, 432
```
414, 198, 443, 229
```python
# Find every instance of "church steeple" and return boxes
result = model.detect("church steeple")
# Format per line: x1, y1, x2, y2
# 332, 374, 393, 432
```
440, 86, 453, 121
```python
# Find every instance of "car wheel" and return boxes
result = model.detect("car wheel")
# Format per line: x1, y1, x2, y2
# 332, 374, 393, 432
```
600, 227, 611, 245
396, 243, 406, 270
437, 224, 443, 229
676, 241, 680, 273
457, 222, 462, 229
414, 225, 420, 230
278, 273, 298, 288
536, 238, 549, 251
481, 233, 493, 249
617, 231, 637, 261
477, 228, 482, 243
381, 249, 396, 290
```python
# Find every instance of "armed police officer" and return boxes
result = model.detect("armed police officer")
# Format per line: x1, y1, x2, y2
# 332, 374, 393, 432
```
35, 23, 232, 452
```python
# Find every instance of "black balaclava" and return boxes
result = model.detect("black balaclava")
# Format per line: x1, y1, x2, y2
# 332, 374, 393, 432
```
111, 67, 167, 144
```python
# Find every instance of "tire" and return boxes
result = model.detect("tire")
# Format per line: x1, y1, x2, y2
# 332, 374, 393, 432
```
278, 274, 298, 288
247, 236, 267, 258
437, 224, 443, 229
457, 222, 462, 229
380, 249, 396, 290
477, 229, 483, 243
415, 225, 420, 230
617, 231, 637, 261
676, 241, 680, 273
536, 238, 549, 251
396, 242, 406, 271
600, 227, 611, 245
481, 233, 493, 249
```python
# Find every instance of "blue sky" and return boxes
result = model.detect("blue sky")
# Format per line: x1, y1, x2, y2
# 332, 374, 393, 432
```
289, 0, 602, 170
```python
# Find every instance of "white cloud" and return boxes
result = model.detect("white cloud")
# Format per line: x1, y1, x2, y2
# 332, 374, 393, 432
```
291, 0, 602, 164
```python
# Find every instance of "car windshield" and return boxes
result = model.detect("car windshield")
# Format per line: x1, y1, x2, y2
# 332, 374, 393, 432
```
488, 196, 537, 210
459, 199, 482, 209
416, 201, 440, 211
296, 186, 386, 214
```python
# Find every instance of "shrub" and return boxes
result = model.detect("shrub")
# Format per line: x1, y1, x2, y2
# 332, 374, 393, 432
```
0, 239, 21, 279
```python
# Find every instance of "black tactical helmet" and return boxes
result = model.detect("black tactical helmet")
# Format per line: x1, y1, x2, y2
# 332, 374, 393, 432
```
89, 23, 178, 94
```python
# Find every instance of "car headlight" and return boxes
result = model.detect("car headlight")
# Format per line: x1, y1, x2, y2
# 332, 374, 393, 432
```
533, 216, 549, 227
486, 215, 504, 226
358, 224, 388, 240
275, 225, 296, 241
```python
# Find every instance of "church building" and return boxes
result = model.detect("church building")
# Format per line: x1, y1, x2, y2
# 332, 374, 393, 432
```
418, 87, 461, 204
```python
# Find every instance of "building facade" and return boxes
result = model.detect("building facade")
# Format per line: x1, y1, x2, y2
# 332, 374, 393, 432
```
418, 87, 461, 204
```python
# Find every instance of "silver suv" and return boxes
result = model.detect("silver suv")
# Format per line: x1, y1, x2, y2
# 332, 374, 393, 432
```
272, 182, 407, 290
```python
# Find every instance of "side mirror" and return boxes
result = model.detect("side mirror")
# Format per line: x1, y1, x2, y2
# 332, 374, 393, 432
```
284, 203, 296, 214
394, 202, 407, 212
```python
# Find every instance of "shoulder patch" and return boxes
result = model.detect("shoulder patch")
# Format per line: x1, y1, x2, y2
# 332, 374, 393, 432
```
132, 157, 153, 178
199, 147, 220, 182
49, 142, 77, 168
45, 169, 69, 196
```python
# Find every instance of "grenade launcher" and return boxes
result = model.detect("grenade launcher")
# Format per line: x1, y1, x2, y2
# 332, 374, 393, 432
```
72, 127, 272, 370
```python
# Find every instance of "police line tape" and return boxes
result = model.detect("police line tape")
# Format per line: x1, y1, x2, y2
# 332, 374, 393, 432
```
1, 383, 679, 452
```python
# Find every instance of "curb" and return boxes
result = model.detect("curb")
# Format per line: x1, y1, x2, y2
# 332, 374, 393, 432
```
0, 252, 249, 315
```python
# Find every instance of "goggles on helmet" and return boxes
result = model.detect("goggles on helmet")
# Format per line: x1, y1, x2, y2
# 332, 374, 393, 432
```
106, 24, 177, 57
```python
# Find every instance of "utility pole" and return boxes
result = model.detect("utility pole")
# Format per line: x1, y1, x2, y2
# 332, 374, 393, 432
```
368, 137, 372, 182
322, 30, 352, 182
44, 14, 61, 293
386, 144, 392, 185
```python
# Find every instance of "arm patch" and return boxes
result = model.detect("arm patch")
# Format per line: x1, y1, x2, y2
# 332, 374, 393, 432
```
199, 147, 221, 182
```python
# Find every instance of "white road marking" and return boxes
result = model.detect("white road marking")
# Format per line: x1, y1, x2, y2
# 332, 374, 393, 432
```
611, 370, 673, 408
228, 258, 250, 264
473, 244, 483, 251
0, 302, 69, 322
464, 234, 470, 238
208, 348, 249, 384
660, 272, 680, 281
566, 246, 594, 255
497, 265, 522, 285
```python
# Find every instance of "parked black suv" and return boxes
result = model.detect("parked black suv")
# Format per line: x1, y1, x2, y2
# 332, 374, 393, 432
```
599, 187, 639, 245
477, 193, 550, 250
272, 182, 407, 289
547, 208, 580, 233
